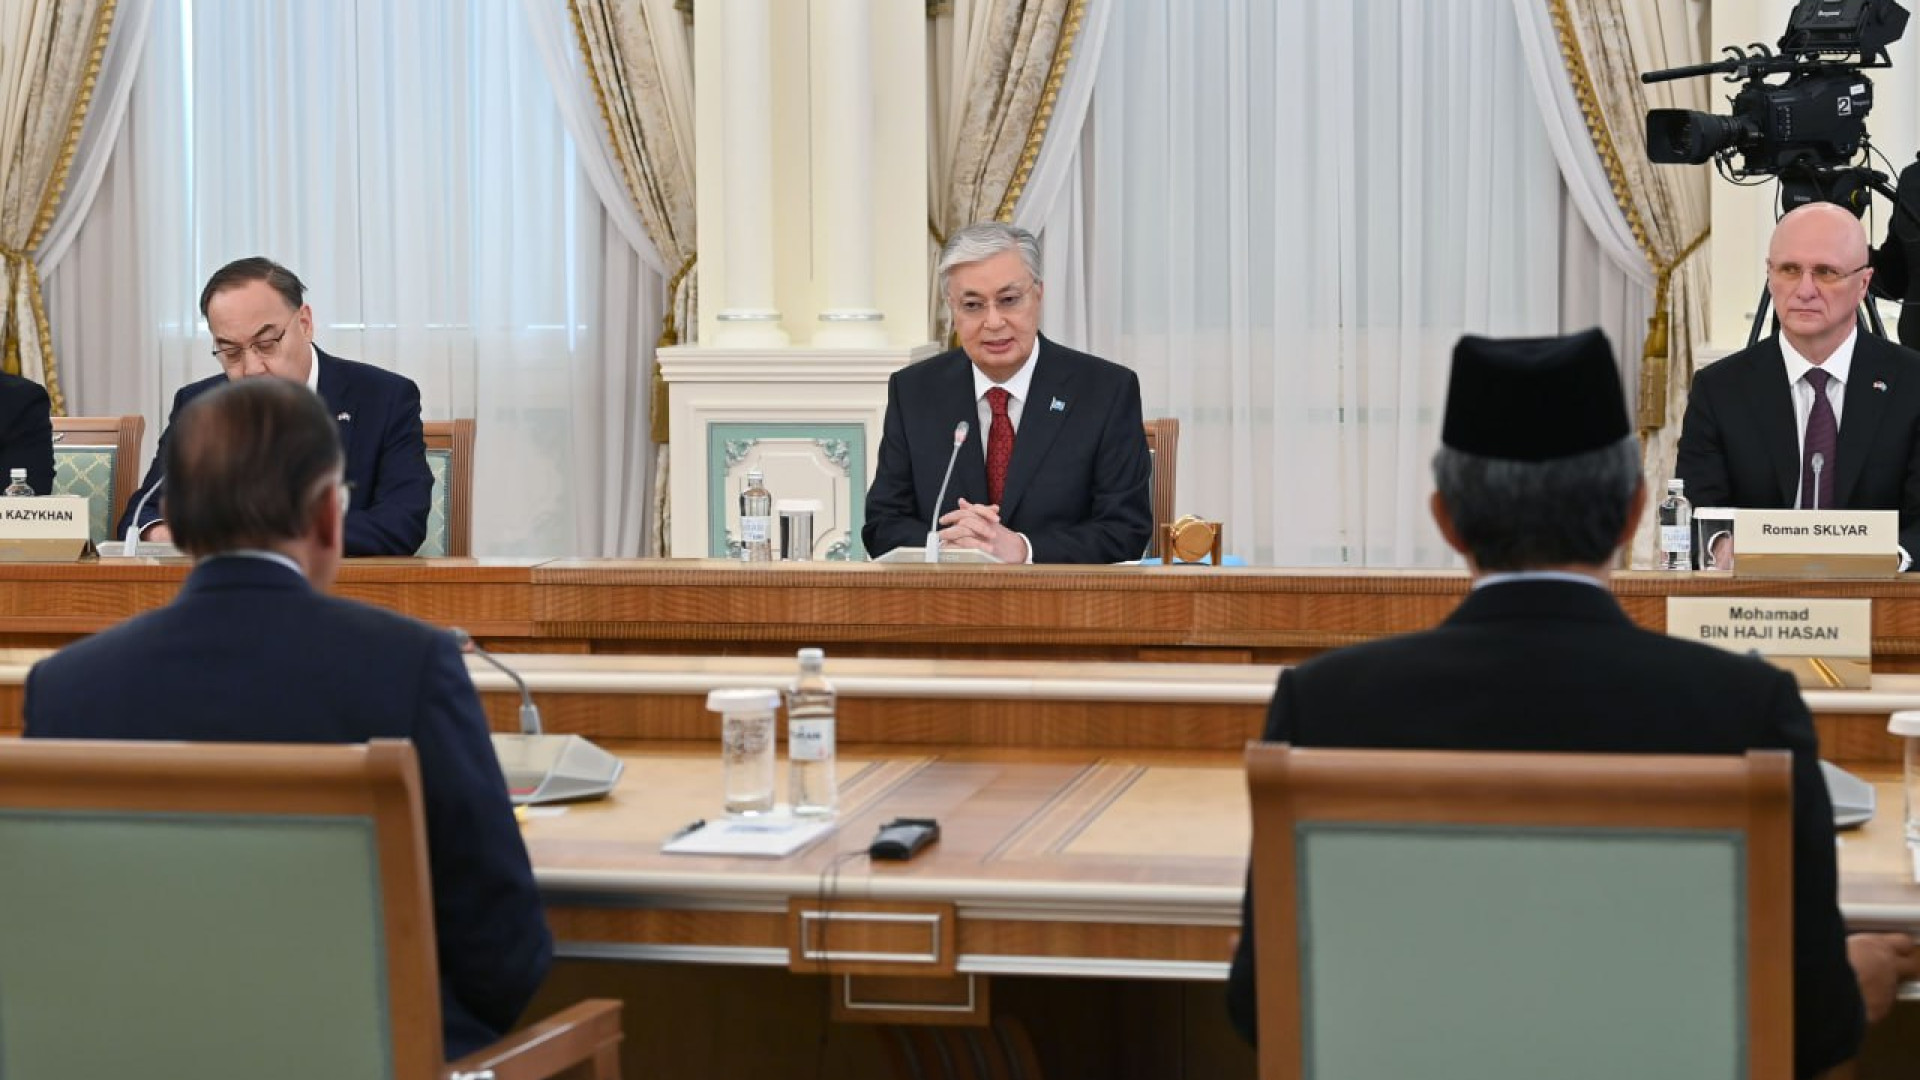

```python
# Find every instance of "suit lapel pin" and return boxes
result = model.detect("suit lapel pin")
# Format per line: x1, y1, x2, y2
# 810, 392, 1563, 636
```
1049, 397, 1066, 413
1874, 380, 1889, 392
336, 411, 353, 422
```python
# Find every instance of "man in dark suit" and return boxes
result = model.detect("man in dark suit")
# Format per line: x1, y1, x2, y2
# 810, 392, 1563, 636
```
119, 256, 432, 556
26, 377, 548, 1059
0, 371, 53, 494
862, 223, 1152, 563
1225, 329, 1916, 1080
1678, 201, 1920, 565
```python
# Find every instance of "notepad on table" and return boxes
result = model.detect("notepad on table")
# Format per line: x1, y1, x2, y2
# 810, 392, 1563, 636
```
662, 815, 837, 858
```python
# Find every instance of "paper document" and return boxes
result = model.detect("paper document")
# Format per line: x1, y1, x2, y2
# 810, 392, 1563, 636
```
662, 815, 837, 858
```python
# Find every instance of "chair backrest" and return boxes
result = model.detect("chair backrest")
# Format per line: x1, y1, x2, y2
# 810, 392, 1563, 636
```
1142, 417, 1179, 558
419, 419, 475, 557
1245, 743, 1792, 1080
52, 415, 145, 543
0, 739, 446, 1080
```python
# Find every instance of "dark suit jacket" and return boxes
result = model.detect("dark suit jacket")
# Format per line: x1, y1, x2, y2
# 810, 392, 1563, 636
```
119, 348, 433, 555
22, 556, 551, 1059
862, 336, 1152, 562
1676, 332, 1920, 558
0, 373, 53, 495
1223, 580, 1862, 1080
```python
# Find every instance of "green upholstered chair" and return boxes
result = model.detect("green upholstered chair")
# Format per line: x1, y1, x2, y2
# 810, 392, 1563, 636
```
52, 415, 144, 544
417, 419, 474, 557
1245, 744, 1792, 1080
0, 738, 621, 1080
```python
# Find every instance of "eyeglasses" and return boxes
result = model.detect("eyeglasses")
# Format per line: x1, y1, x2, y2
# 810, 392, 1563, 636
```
950, 282, 1037, 320
1766, 262, 1870, 287
211, 317, 297, 365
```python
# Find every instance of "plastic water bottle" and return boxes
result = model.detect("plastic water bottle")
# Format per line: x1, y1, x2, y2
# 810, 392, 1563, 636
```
786, 647, 838, 817
3, 468, 32, 497
1659, 478, 1692, 571
739, 469, 773, 562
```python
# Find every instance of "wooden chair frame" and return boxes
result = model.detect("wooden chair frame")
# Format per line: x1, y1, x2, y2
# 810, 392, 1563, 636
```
423, 419, 476, 557
1245, 743, 1793, 1080
1142, 417, 1179, 559
52, 414, 145, 534
0, 739, 621, 1080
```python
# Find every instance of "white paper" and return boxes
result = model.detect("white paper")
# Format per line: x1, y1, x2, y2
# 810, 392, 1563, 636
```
662, 815, 837, 858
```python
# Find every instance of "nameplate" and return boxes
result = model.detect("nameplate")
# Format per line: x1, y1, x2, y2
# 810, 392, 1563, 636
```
0, 496, 92, 561
1666, 596, 1872, 688
1733, 509, 1898, 578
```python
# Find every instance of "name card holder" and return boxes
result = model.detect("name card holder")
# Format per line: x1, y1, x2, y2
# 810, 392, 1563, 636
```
0, 496, 93, 562
1667, 596, 1873, 689
1732, 509, 1899, 578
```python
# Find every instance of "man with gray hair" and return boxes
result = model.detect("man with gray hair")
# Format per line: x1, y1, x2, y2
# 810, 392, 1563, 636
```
1224, 329, 1914, 1079
863, 222, 1152, 563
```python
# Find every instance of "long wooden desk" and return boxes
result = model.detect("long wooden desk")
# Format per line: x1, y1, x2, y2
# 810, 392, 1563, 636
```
533, 747, 1920, 965
8, 558, 1920, 666
4, 649, 1920, 769
527, 744, 1920, 1078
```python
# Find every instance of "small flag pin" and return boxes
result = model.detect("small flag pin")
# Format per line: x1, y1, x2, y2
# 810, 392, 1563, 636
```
1874, 380, 1889, 392
336, 411, 352, 421
1049, 397, 1066, 412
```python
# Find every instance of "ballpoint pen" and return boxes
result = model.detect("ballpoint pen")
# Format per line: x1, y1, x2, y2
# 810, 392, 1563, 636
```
668, 818, 706, 842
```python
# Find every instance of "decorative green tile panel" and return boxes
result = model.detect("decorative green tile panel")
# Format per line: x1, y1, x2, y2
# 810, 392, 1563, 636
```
706, 423, 867, 560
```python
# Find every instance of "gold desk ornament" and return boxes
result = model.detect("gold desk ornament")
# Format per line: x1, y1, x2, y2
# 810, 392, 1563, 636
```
1163, 516, 1223, 565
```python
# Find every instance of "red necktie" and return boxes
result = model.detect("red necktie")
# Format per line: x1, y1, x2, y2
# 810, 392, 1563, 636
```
1802, 367, 1837, 510
986, 387, 1014, 504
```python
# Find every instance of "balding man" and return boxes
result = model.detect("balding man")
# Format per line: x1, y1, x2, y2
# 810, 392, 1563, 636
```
1677, 201, 1920, 564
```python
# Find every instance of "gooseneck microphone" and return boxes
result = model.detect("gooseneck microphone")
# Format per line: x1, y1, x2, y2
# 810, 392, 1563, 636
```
924, 420, 971, 563
452, 627, 542, 735
1810, 452, 1825, 511
121, 477, 164, 557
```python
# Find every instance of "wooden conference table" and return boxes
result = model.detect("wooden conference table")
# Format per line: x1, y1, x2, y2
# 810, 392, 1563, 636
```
7, 557, 1920, 666
7, 557, 1920, 1074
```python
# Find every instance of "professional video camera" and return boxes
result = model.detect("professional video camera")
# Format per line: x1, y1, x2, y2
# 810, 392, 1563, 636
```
1643, 0, 1908, 209
1643, 0, 1920, 345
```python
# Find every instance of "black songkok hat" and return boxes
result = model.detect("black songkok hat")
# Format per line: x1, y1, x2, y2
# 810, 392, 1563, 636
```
1440, 328, 1629, 462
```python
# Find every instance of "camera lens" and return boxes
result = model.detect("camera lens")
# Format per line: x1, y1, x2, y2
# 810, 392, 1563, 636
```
1646, 109, 1740, 165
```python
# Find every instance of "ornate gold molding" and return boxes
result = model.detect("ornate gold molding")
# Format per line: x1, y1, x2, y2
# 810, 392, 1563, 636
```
1548, 0, 1704, 434
995, 0, 1088, 222
12, 0, 116, 413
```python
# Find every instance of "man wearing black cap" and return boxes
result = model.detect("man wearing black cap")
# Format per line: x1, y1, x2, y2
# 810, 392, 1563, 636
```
1224, 329, 1915, 1079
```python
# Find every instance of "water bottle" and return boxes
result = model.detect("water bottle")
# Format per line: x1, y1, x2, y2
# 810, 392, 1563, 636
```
786, 647, 838, 817
1659, 478, 1692, 571
3, 468, 32, 497
739, 469, 773, 562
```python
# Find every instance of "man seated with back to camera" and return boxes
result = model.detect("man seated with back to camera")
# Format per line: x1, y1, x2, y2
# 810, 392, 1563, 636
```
1225, 328, 1917, 1080
862, 222, 1153, 563
119, 256, 433, 556
24, 377, 549, 1059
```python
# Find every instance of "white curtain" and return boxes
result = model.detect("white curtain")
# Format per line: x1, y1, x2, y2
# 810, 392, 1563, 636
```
46, 0, 653, 557
1044, 0, 1570, 565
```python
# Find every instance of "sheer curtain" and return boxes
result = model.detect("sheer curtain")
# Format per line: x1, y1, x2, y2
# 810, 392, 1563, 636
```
1047, 0, 1571, 566
49, 0, 649, 556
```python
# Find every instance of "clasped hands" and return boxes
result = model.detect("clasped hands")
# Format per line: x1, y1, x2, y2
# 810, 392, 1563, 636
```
935, 498, 1028, 563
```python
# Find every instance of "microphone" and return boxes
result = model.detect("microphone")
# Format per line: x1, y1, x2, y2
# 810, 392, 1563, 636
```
120, 476, 164, 557
453, 627, 540, 735
924, 420, 970, 563
1810, 452, 1825, 511
451, 626, 625, 804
